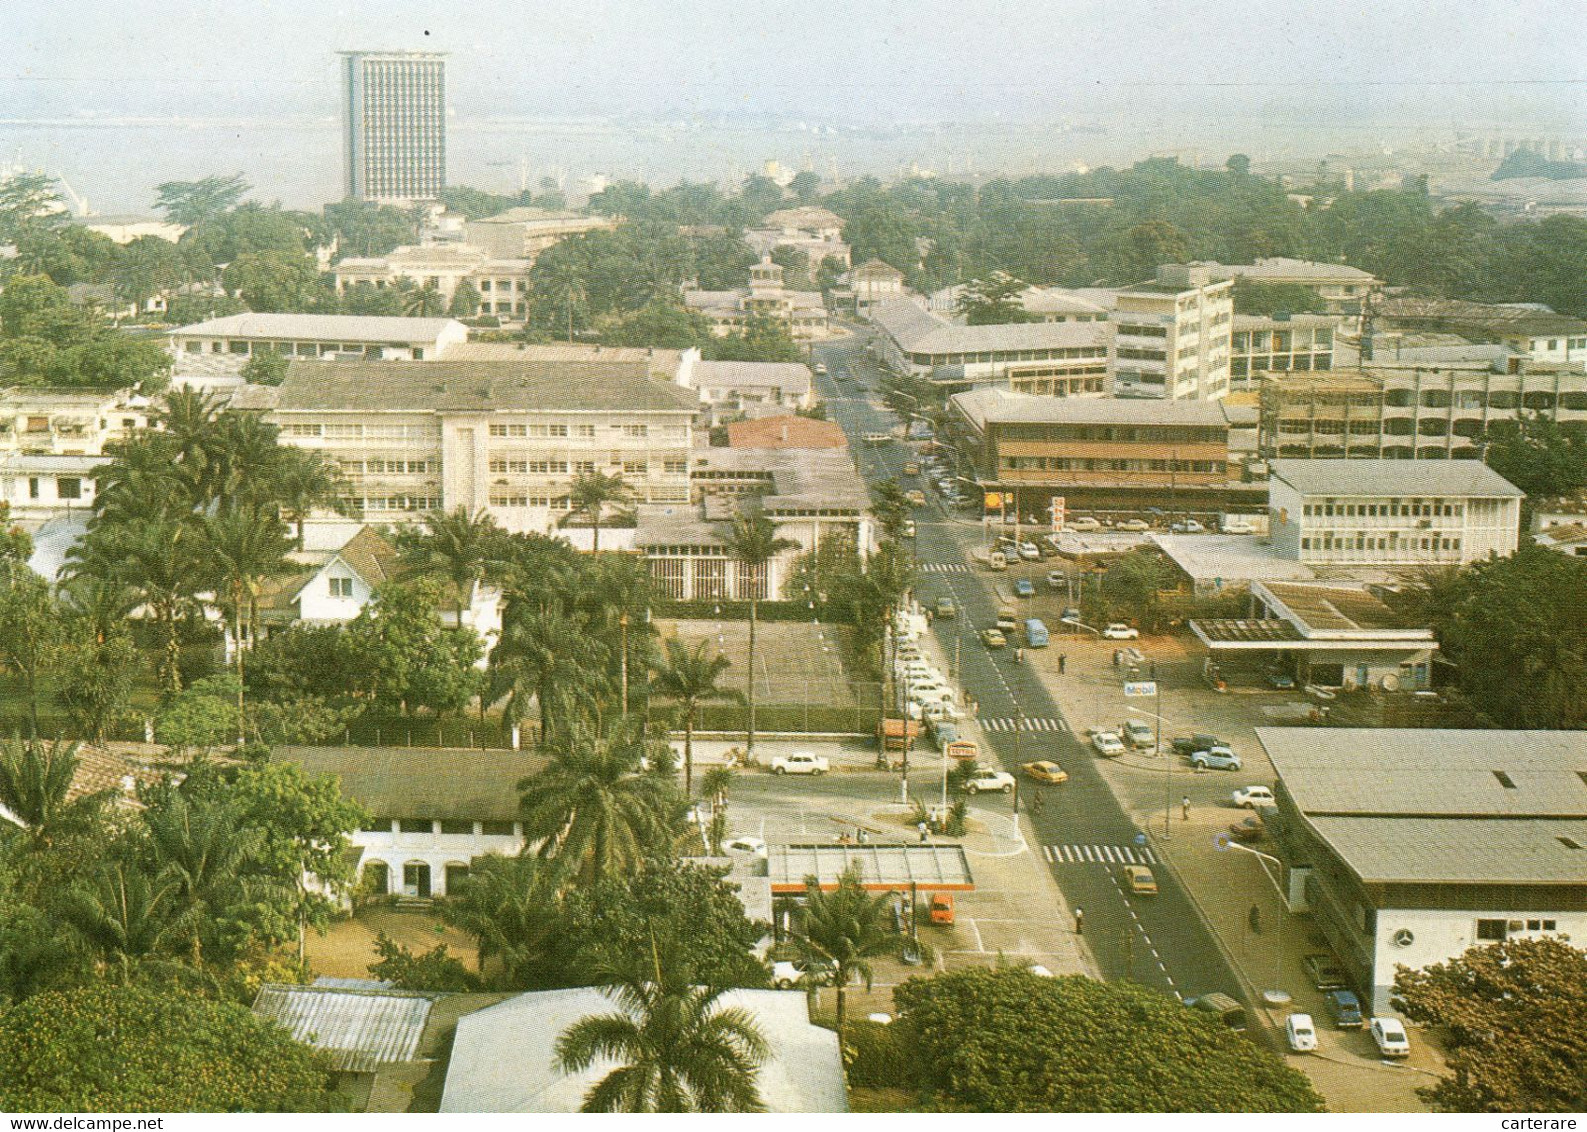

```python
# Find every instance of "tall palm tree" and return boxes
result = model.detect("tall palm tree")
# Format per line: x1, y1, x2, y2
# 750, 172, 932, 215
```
270, 446, 349, 547
580, 554, 653, 719
398, 507, 504, 627
208, 410, 289, 515
201, 507, 295, 741
566, 471, 630, 554
67, 518, 203, 695
518, 725, 678, 886
651, 638, 740, 796
489, 593, 609, 742
721, 509, 797, 763
795, 864, 902, 1036
555, 929, 769, 1112
0, 739, 114, 854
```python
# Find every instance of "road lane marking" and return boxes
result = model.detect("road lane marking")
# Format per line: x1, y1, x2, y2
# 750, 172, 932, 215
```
1046, 844, 1158, 865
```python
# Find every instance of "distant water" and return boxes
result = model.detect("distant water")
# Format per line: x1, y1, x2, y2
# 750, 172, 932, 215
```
0, 111, 1487, 215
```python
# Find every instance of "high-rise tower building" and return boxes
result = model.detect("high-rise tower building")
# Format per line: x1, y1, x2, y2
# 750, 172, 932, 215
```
340, 50, 447, 203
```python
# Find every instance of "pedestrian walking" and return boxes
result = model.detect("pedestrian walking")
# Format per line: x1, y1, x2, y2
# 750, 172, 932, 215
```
1074, 906, 1084, 935
917, 821, 930, 843
1182, 795, 1191, 821
1058, 653, 1067, 674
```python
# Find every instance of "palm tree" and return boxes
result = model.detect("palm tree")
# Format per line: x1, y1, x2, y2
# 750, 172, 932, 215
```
566, 470, 630, 554
795, 864, 902, 1036
144, 792, 265, 965
398, 507, 504, 627
0, 738, 114, 854
518, 725, 678, 886
721, 509, 797, 763
489, 593, 609, 743
402, 285, 446, 318
57, 860, 192, 980
200, 507, 295, 741
270, 446, 348, 547
67, 517, 203, 695
441, 854, 567, 985
651, 638, 740, 796
578, 554, 653, 719
555, 929, 768, 1112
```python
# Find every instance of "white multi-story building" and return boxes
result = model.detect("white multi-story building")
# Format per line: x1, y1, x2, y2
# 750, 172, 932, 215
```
870, 298, 1111, 397
1110, 264, 1234, 401
169, 313, 468, 362
1259, 727, 1587, 1015
331, 245, 532, 320
242, 356, 697, 530
0, 388, 149, 520
1200, 257, 1382, 314
1268, 458, 1522, 567
340, 50, 447, 204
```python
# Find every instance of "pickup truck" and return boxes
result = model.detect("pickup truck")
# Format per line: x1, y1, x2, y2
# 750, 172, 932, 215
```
770, 752, 829, 776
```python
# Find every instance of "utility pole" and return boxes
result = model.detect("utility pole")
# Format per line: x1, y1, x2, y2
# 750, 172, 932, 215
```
1157, 660, 1171, 840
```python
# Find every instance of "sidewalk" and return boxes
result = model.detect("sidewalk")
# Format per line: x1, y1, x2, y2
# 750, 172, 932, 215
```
1154, 806, 1440, 1112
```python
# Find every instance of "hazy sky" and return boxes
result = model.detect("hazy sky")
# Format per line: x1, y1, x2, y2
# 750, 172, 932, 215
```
5, 0, 1587, 124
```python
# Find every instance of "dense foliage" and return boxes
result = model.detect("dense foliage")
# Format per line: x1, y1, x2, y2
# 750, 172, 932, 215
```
0, 984, 344, 1112
891, 968, 1326, 1112
1394, 937, 1587, 1113
1397, 546, 1587, 729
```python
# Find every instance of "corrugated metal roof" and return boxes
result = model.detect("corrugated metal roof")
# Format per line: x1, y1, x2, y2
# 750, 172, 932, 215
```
766, 843, 973, 891
952, 386, 1229, 427
873, 298, 1110, 354
253, 984, 434, 1073
1270, 458, 1524, 499
272, 747, 542, 822
1306, 816, 1587, 885
1258, 727, 1587, 817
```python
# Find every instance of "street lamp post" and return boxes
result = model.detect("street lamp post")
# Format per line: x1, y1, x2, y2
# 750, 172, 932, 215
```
1225, 841, 1288, 991
1155, 661, 1170, 841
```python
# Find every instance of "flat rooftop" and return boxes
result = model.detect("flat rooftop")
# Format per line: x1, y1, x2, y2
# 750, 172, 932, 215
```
1269, 458, 1524, 499
767, 843, 973, 893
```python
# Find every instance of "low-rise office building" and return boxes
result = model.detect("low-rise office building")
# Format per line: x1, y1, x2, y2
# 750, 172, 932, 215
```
1257, 727, 1587, 1014
1229, 314, 1337, 390
331, 244, 532, 319
1268, 458, 1522, 567
1372, 298, 1587, 365
745, 205, 851, 270
461, 207, 618, 263
872, 299, 1111, 396
170, 313, 468, 362
948, 387, 1254, 515
684, 360, 813, 420
1201, 258, 1382, 314
638, 446, 871, 601
243, 356, 696, 529
1259, 361, 1587, 460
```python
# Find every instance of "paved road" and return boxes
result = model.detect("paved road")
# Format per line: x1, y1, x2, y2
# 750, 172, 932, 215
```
810, 329, 1247, 1005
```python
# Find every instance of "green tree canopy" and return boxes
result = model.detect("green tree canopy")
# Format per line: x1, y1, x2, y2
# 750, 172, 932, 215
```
1406, 545, 1587, 729
893, 968, 1325, 1112
0, 983, 344, 1112
1393, 936, 1587, 1113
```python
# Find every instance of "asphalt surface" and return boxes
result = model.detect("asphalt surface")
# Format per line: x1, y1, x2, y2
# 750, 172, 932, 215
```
811, 327, 1247, 1005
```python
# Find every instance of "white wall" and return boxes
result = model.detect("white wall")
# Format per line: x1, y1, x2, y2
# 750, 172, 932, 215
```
1367, 908, 1587, 1015
355, 823, 524, 897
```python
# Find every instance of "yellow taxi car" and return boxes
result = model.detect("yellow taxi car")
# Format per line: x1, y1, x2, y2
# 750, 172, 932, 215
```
1123, 865, 1158, 896
1021, 760, 1069, 784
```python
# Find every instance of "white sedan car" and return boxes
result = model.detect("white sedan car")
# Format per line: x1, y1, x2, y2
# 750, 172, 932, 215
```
963, 768, 1016, 794
1091, 730, 1127, 757
1232, 785, 1276, 808
1017, 541, 1042, 561
1370, 1017, 1411, 1058
1102, 623, 1140, 640
771, 752, 829, 776
1285, 1013, 1318, 1053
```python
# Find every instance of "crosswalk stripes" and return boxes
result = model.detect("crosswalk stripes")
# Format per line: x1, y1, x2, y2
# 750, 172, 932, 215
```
1041, 844, 1158, 865
980, 716, 1068, 733
918, 562, 971, 574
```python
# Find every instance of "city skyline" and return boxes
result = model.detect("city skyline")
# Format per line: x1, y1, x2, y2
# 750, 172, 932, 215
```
4, 0, 1585, 126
